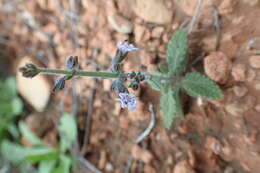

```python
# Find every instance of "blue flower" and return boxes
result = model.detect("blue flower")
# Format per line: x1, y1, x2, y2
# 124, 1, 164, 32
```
116, 93, 138, 111
117, 40, 139, 55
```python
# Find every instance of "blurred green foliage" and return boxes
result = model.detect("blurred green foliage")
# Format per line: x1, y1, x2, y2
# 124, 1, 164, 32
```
0, 77, 77, 173
1, 113, 77, 173
0, 77, 23, 140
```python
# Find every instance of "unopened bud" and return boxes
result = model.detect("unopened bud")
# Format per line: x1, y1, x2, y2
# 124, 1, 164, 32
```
52, 76, 66, 92
129, 81, 139, 90
19, 63, 39, 78
111, 79, 128, 93
129, 71, 136, 79
66, 56, 79, 71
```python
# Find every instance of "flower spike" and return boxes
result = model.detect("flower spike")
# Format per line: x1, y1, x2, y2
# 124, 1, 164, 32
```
117, 40, 139, 55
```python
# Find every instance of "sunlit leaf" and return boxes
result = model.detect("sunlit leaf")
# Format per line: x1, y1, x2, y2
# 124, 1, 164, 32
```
26, 147, 59, 163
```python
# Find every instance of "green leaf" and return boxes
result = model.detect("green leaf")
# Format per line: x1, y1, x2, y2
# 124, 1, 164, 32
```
7, 124, 20, 139
11, 97, 23, 115
147, 72, 168, 91
39, 160, 57, 173
1, 140, 27, 163
167, 29, 188, 75
58, 113, 77, 152
19, 121, 44, 146
160, 88, 183, 129
52, 154, 71, 173
147, 78, 163, 91
26, 147, 59, 163
1, 140, 59, 163
0, 102, 14, 116
158, 64, 169, 74
181, 72, 224, 99
20, 162, 35, 173
5, 77, 17, 96
172, 90, 184, 119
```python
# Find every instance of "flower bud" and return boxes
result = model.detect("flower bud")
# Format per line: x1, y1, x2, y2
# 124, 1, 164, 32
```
19, 63, 39, 78
129, 71, 136, 79
111, 79, 128, 93
66, 56, 79, 71
111, 40, 139, 73
129, 81, 139, 90
52, 76, 66, 92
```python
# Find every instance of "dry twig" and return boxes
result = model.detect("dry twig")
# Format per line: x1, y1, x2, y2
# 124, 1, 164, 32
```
81, 49, 99, 153
82, 85, 96, 148
135, 103, 156, 144
124, 156, 133, 173
78, 156, 103, 173
188, 0, 203, 34
212, 6, 222, 50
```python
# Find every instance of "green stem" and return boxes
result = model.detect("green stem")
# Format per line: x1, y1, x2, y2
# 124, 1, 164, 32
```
144, 73, 170, 81
38, 68, 119, 78
37, 67, 171, 81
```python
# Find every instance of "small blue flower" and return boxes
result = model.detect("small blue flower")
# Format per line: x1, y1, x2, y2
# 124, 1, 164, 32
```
116, 93, 138, 111
117, 40, 139, 55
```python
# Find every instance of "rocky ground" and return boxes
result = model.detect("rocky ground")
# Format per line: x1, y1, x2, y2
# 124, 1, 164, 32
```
1, 0, 260, 173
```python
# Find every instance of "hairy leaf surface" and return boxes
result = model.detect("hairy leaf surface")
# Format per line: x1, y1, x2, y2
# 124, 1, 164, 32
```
181, 72, 223, 99
167, 29, 188, 75
160, 89, 183, 129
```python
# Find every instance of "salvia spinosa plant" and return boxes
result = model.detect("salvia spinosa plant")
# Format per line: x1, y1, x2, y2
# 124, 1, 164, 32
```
19, 29, 223, 129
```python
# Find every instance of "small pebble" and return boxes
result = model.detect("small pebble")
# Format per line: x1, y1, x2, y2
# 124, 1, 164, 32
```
224, 166, 234, 173
204, 51, 232, 84
108, 14, 133, 34
231, 64, 246, 82
105, 162, 114, 172
246, 68, 256, 82
233, 86, 248, 97
254, 104, 260, 112
249, 55, 260, 69
151, 27, 164, 38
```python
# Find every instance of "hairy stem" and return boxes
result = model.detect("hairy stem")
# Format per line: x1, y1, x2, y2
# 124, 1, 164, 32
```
37, 67, 171, 81
38, 68, 119, 78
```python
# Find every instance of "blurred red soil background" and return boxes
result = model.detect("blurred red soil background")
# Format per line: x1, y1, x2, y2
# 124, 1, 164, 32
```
1, 0, 260, 173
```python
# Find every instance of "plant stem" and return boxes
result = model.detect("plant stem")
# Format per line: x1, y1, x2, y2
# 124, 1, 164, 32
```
37, 67, 171, 81
38, 68, 119, 78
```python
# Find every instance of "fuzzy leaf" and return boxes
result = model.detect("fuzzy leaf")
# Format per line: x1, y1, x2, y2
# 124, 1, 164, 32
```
167, 29, 188, 75
147, 78, 163, 91
181, 72, 224, 99
172, 90, 184, 118
147, 72, 165, 91
158, 64, 169, 74
160, 89, 183, 129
